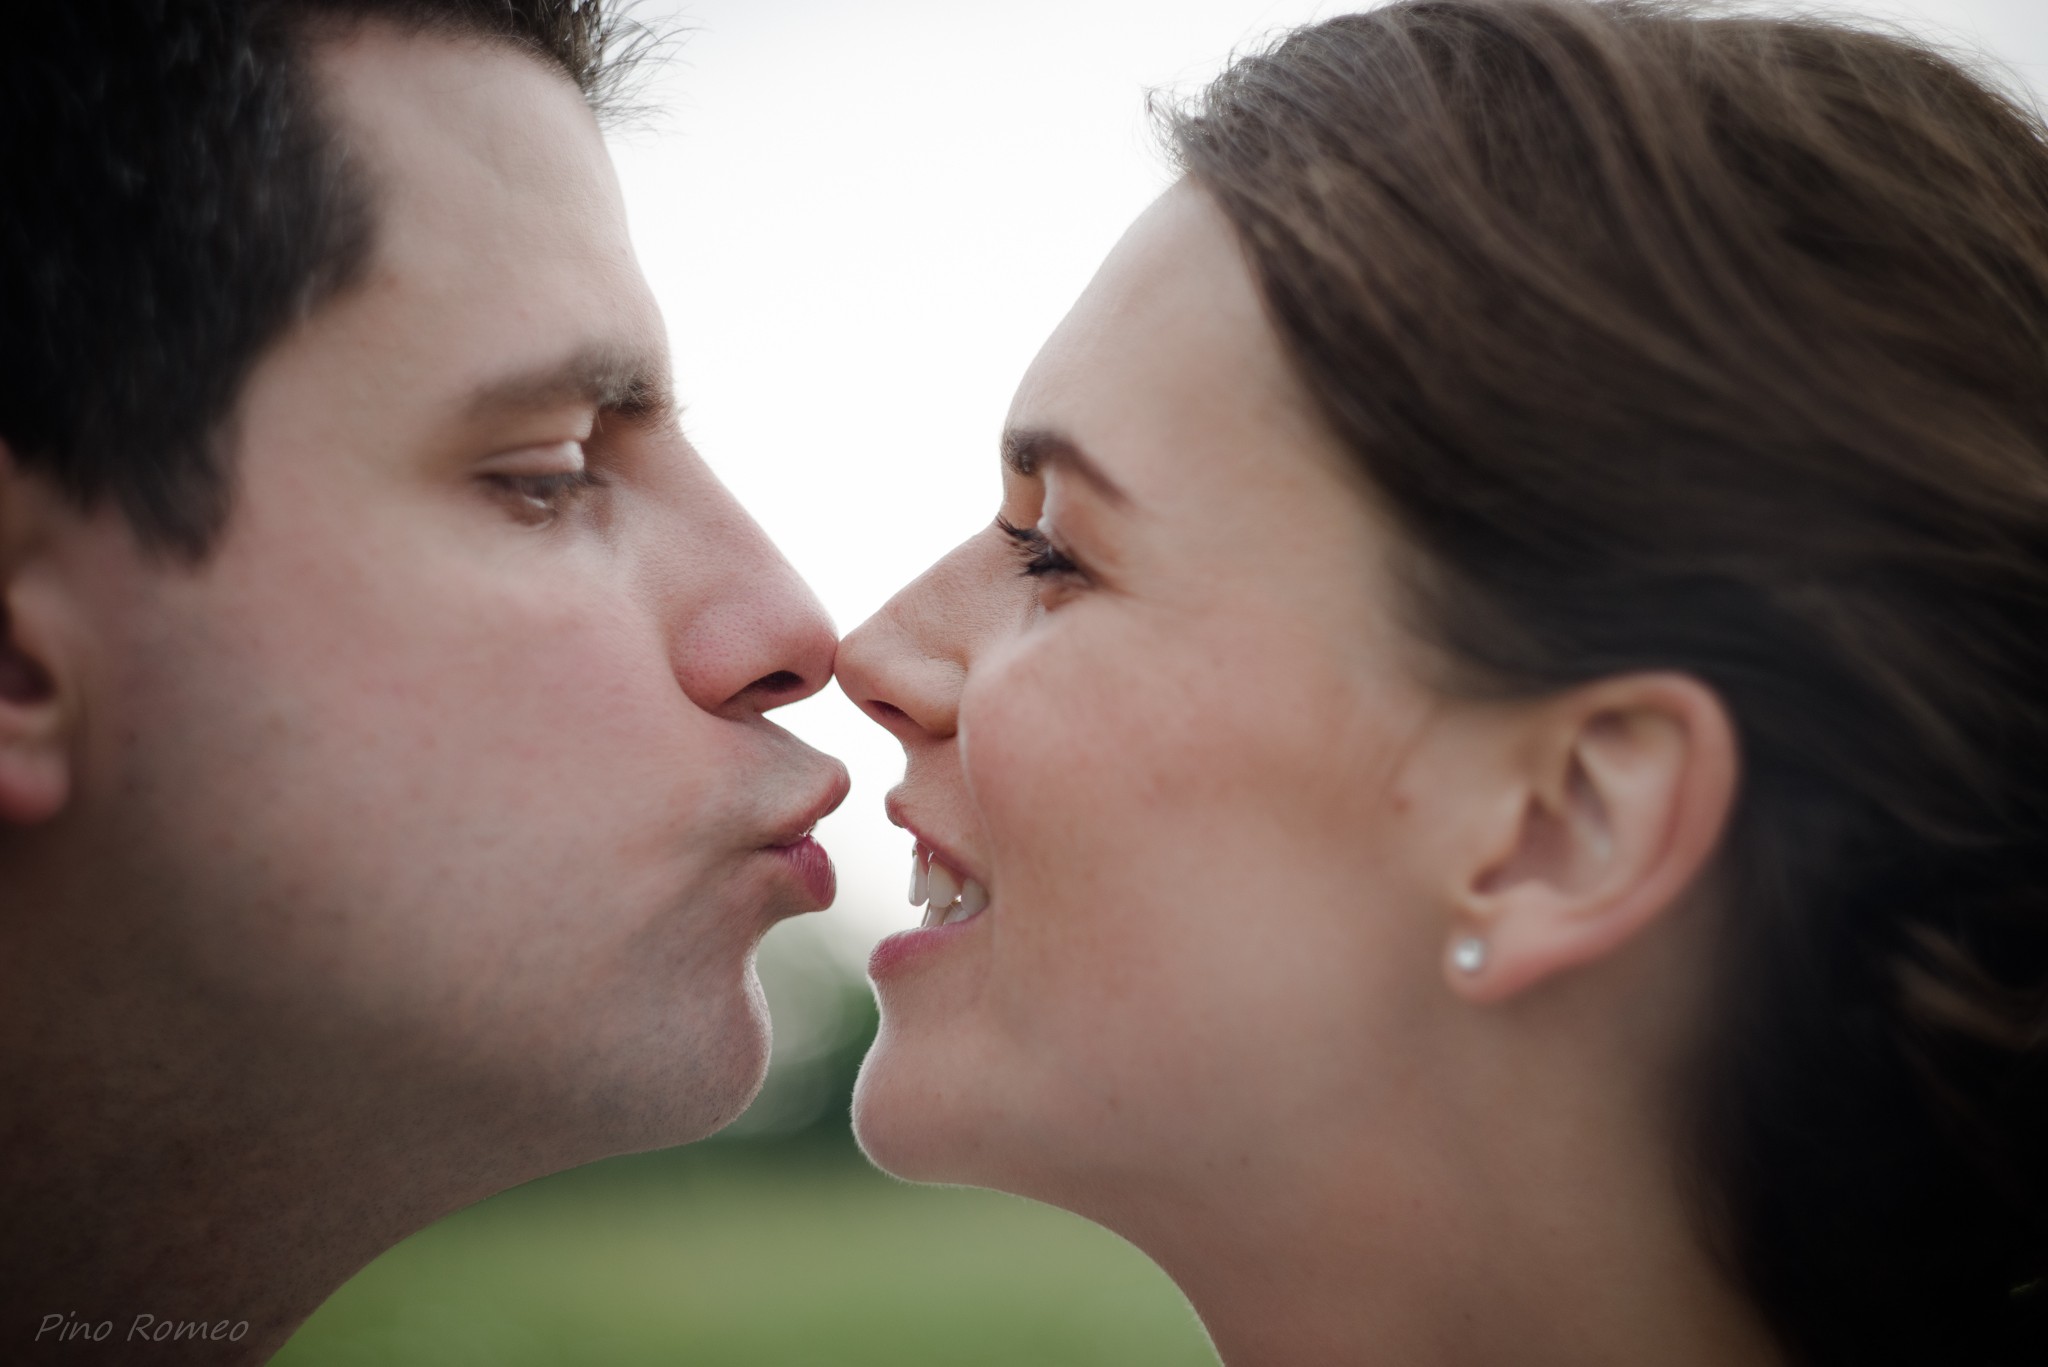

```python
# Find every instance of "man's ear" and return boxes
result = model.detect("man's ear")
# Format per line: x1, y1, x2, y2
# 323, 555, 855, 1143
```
0, 442, 75, 825
1441, 673, 1739, 1003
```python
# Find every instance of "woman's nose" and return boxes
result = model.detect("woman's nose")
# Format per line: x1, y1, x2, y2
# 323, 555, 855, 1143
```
836, 537, 1009, 745
835, 597, 963, 746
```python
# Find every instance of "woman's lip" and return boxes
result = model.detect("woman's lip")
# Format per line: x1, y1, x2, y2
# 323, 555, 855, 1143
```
768, 834, 836, 909
882, 793, 984, 888
868, 911, 985, 980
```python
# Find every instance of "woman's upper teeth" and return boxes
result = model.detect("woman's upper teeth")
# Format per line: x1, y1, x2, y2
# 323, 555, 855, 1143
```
908, 843, 990, 929
927, 860, 960, 910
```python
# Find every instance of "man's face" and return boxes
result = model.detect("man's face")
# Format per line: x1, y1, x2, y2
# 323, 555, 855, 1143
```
34, 26, 846, 1158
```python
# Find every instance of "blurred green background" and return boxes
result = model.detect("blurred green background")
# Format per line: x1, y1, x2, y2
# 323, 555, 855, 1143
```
272, 921, 1219, 1367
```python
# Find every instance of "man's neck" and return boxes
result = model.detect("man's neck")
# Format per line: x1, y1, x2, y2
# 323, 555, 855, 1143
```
0, 990, 512, 1364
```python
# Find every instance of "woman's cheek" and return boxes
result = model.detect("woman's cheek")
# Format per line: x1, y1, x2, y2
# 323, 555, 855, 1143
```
959, 633, 1132, 947
958, 628, 1073, 838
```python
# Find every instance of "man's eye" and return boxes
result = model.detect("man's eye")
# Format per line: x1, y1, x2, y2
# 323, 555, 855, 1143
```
484, 467, 606, 526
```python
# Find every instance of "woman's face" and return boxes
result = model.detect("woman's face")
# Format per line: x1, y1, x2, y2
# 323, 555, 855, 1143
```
836, 185, 1461, 1207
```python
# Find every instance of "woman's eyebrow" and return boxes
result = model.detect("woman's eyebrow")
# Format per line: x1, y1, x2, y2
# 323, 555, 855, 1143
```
1000, 426, 1133, 508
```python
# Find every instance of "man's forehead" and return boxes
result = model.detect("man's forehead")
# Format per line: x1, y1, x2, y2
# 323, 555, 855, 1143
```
285, 19, 667, 423
309, 20, 620, 253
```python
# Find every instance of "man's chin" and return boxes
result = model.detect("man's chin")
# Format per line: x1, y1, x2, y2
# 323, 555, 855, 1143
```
662, 978, 776, 1145
593, 971, 774, 1153
447, 970, 774, 1174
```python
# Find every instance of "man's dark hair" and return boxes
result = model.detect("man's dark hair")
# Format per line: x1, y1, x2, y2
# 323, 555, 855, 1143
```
0, 0, 643, 560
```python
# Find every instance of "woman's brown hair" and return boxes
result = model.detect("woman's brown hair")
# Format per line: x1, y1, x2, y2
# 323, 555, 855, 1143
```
1167, 2, 2048, 1361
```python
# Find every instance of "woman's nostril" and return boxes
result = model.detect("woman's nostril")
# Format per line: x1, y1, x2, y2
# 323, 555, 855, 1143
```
867, 699, 911, 725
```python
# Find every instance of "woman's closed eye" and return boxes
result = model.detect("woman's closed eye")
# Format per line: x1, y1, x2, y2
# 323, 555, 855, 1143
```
996, 516, 1088, 590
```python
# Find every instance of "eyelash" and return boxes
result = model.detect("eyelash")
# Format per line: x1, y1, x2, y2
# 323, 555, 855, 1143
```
487, 467, 607, 525
996, 516, 1083, 582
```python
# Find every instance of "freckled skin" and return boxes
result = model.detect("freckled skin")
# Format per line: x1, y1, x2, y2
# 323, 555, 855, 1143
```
0, 25, 843, 1361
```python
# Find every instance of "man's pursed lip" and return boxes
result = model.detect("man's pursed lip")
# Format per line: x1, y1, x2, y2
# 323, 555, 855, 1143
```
767, 762, 852, 849
756, 761, 849, 910
769, 834, 837, 908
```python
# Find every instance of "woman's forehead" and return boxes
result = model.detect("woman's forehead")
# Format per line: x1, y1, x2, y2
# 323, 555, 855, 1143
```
1005, 186, 1313, 499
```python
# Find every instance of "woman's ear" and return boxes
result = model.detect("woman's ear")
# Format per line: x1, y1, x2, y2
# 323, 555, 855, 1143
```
0, 444, 76, 826
1441, 673, 1739, 1003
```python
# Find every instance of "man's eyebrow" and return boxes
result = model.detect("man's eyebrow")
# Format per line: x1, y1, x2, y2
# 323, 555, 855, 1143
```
999, 427, 1132, 507
462, 343, 676, 426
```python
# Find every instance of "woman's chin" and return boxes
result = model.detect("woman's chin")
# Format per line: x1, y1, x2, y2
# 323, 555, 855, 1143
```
849, 1030, 992, 1185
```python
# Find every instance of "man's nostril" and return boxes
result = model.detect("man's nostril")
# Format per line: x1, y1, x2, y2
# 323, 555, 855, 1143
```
749, 670, 805, 698
867, 699, 911, 725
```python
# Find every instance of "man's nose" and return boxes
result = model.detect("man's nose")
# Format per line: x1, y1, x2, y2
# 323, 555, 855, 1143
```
667, 496, 838, 720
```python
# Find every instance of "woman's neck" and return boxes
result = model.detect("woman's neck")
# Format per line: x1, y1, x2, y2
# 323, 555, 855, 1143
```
1073, 1066, 1788, 1367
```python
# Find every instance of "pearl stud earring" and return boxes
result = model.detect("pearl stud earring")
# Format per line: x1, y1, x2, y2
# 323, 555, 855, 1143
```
1451, 934, 1488, 975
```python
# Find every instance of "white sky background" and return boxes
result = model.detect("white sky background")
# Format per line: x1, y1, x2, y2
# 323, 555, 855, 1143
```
608, 0, 2048, 964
